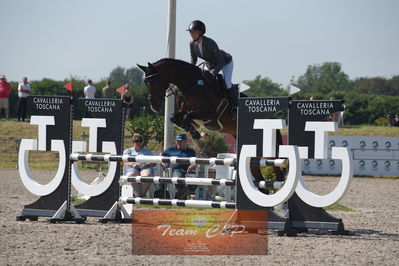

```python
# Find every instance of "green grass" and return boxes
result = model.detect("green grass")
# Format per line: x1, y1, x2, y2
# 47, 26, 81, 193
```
323, 203, 356, 212
72, 196, 86, 205
0, 120, 144, 169
331, 125, 399, 137
276, 125, 399, 138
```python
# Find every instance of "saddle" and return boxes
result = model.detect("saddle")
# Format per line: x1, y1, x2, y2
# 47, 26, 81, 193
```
202, 71, 238, 108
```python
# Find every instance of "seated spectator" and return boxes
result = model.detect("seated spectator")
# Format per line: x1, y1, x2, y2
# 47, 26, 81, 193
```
161, 133, 197, 199
123, 133, 155, 197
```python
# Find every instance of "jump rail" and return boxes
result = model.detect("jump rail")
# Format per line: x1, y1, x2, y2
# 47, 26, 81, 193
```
70, 153, 288, 168
119, 197, 236, 209
119, 175, 284, 189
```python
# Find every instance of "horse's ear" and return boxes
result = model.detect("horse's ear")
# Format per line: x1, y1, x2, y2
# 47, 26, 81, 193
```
136, 64, 147, 72
147, 62, 155, 69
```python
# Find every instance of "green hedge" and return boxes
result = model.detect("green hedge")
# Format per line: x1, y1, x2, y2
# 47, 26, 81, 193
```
5, 78, 398, 126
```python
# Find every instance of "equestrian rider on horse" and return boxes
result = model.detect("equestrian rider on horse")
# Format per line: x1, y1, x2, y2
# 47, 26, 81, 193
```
187, 20, 238, 112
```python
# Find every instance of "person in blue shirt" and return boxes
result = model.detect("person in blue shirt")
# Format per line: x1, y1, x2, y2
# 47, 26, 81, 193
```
123, 133, 155, 197
161, 133, 197, 199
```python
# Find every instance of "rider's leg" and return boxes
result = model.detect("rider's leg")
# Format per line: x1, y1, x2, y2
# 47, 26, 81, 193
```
222, 61, 238, 117
222, 61, 234, 89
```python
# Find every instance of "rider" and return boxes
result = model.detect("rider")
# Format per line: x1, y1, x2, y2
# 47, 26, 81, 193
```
187, 20, 238, 110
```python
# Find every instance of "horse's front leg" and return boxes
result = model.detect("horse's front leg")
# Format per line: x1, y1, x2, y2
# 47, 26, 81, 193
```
184, 110, 215, 121
175, 112, 203, 140
170, 111, 185, 126
170, 111, 201, 140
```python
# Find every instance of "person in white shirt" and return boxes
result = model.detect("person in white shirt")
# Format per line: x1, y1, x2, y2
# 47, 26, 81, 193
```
83, 79, 96, 99
17, 77, 31, 122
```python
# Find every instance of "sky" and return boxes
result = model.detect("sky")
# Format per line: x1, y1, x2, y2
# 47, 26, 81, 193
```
1, 0, 398, 88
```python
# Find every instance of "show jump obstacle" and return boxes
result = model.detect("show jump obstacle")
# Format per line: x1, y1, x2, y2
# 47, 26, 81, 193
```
17, 95, 354, 235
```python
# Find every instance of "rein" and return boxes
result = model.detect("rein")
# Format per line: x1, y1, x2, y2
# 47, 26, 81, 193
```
144, 73, 177, 100
144, 66, 209, 103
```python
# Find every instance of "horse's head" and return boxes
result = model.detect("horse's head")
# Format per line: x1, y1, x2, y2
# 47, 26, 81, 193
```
137, 62, 169, 113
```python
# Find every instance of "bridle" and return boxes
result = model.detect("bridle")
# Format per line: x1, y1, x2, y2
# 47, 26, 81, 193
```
143, 67, 207, 103
144, 73, 177, 101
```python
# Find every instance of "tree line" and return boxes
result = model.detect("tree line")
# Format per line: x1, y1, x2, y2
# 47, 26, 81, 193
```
245, 62, 399, 125
5, 62, 398, 125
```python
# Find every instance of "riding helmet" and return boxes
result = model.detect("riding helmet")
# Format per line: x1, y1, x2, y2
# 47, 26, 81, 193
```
187, 20, 206, 35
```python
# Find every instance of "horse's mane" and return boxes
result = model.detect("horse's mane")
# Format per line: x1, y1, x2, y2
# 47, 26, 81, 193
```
153, 58, 201, 74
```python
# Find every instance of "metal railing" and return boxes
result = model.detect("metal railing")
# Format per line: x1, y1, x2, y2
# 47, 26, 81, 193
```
0, 137, 21, 168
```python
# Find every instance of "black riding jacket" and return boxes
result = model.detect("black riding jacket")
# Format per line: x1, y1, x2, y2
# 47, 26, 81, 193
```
190, 35, 232, 74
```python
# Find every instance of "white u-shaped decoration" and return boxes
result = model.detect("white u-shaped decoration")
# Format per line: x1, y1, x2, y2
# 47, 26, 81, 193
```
295, 147, 353, 207
71, 141, 117, 197
19, 139, 66, 196
238, 145, 300, 207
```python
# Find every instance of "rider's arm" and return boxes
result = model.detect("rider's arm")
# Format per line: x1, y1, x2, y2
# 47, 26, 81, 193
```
208, 38, 225, 74
190, 41, 198, 65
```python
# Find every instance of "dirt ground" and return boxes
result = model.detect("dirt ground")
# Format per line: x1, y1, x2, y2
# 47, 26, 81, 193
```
0, 169, 398, 265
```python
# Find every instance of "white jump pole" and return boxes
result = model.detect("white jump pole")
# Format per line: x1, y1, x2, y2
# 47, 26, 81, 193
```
164, 0, 177, 150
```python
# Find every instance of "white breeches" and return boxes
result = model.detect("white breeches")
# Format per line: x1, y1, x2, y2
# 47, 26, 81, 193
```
222, 61, 234, 89
204, 60, 234, 89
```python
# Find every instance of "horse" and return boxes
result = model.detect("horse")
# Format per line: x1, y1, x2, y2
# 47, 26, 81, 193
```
137, 58, 237, 139
137, 58, 285, 183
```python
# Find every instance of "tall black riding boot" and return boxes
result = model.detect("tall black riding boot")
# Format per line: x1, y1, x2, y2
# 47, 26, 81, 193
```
227, 85, 239, 118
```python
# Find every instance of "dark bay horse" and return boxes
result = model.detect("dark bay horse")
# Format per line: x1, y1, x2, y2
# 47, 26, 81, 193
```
137, 58, 236, 139
137, 58, 285, 182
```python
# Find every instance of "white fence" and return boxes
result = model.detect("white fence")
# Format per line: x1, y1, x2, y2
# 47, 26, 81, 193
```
302, 136, 399, 176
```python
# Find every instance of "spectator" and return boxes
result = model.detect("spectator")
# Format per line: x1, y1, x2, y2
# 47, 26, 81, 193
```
393, 114, 399, 127
83, 79, 96, 99
0, 75, 11, 120
329, 97, 340, 122
161, 133, 197, 199
17, 77, 31, 122
121, 84, 133, 121
102, 80, 114, 98
123, 133, 155, 197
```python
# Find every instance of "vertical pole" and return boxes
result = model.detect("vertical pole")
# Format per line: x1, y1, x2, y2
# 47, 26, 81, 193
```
164, 0, 176, 150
